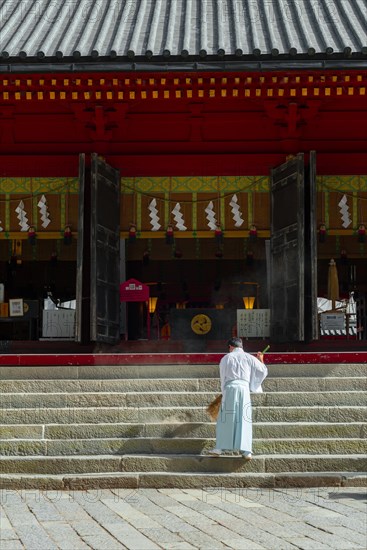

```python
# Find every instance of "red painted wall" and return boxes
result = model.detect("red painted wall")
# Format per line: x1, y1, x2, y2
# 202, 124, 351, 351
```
1, 71, 366, 177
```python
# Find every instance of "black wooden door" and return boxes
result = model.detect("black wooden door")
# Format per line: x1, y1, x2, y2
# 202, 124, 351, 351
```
75, 153, 88, 343
270, 154, 305, 342
90, 154, 121, 343
304, 151, 318, 341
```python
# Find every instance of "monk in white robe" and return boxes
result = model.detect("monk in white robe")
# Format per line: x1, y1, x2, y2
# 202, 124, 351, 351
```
209, 337, 268, 459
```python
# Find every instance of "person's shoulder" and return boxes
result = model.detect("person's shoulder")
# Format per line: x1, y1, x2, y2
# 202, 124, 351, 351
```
243, 351, 258, 361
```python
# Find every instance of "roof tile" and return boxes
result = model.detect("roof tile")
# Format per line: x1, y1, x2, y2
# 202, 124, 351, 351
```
0, 0, 366, 60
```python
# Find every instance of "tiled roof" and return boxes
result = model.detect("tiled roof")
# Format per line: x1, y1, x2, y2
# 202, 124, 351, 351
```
1, 0, 366, 62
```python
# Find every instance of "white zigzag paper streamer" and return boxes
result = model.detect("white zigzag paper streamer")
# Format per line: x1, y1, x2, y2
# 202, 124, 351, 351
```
148, 198, 161, 231
15, 200, 30, 231
0, 220, 3, 232
38, 194, 51, 228
172, 203, 187, 231
338, 194, 352, 228
229, 194, 244, 227
205, 201, 217, 230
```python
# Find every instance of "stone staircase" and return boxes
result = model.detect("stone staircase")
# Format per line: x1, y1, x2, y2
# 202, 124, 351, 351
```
0, 360, 366, 490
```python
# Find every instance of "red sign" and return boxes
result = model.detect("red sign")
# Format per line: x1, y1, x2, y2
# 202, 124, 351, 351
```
120, 279, 149, 302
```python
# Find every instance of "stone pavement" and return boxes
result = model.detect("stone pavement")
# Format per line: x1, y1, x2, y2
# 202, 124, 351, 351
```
0, 487, 366, 550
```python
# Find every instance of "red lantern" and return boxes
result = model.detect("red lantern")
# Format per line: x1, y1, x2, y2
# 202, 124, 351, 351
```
64, 225, 72, 245
319, 223, 327, 243
215, 224, 223, 244
128, 223, 137, 243
249, 224, 257, 241
28, 226, 36, 245
358, 224, 366, 243
166, 224, 174, 244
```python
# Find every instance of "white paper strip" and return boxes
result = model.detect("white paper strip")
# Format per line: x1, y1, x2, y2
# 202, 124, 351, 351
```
172, 203, 187, 231
15, 200, 29, 231
205, 201, 217, 230
38, 194, 52, 228
338, 194, 352, 228
148, 198, 161, 231
229, 194, 244, 227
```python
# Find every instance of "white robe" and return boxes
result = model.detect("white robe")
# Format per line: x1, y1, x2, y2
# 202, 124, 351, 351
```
216, 348, 268, 452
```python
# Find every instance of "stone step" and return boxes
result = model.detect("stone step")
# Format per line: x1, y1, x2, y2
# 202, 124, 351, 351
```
0, 379, 219, 393
2, 421, 365, 440
1, 471, 365, 491
119, 454, 367, 475
1, 437, 365, 457
1, 359, 365, 490
0, 405, 365, 424
0, 376, 365, 393
266, 377, 366, 392
0, 363, 365, 380
0, 454, 365, 475
1, 390, 365, 409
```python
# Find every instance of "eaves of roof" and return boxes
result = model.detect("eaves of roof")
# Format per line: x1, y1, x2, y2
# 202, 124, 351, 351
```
1, 55, 367, 75
1, 0, 366, 74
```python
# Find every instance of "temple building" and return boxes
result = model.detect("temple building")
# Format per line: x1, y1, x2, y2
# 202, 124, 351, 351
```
0, 0, 366, 348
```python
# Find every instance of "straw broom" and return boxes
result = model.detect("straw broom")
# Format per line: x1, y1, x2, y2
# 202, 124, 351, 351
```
206, 394, 222, 421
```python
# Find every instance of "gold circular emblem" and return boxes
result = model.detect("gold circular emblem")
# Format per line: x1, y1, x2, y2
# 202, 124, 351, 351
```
23, 303, 29, 314
191, 314, 212, 335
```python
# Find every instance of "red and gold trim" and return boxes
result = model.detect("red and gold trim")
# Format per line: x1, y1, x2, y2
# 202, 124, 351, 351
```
1, 71, 366, 102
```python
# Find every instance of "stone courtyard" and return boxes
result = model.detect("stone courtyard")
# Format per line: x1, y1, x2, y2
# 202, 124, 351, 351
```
1, 487, 366, 549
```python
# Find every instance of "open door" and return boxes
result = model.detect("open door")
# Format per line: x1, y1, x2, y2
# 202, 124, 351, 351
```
75, 153, 89, 343
90, 154, 121, 343
304, 151, 318, 341
76, 153, 121, 344
270, 152, 318, 343
270, 154, 305, 343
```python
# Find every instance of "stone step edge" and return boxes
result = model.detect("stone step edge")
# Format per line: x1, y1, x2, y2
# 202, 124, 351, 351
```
1, 365, 365, 381
0, 472, 365, 491
2, 390, 365, 396
1, 375, 365, 381
1, 405, 366, 411
1, 421, 365, 429
1, 453, 366, 460
1, 436, 365, 443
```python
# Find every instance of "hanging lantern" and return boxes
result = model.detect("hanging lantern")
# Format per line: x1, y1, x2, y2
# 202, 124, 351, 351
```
148, 296, 158, 314
215, 248, 223, 258
166, 224, 174, 244
174, 247, 182, 258
249, 224, 257, 241
358, 223, 366, 243
243, 296, 256, 309
215, 224, 223, 244
64, 225, 72, 245
128, 223, 137, 243
318, 223, 327, 243
28, 226, 36, 245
